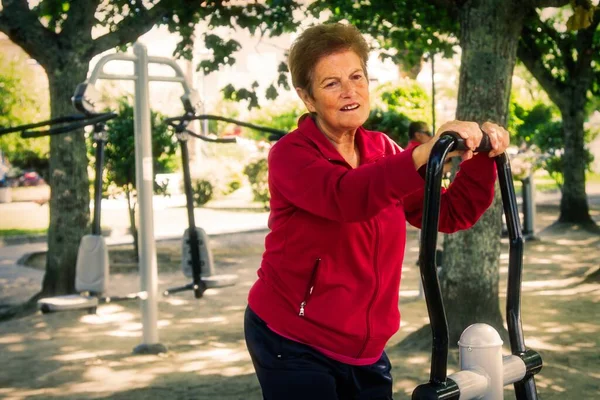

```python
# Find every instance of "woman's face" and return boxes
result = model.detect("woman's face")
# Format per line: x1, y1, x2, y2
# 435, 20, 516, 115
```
297, 50, 370, 138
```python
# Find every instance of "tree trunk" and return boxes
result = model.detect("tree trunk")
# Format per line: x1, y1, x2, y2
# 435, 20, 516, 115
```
558, 93, 595, 226
41, 64, 91, 296
441, 0, 527, 344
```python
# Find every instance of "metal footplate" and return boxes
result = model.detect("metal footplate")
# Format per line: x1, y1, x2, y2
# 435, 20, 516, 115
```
163, 273, 238, 298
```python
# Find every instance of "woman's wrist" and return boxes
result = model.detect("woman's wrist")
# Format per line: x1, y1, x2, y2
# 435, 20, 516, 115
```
411, 141, 433, 170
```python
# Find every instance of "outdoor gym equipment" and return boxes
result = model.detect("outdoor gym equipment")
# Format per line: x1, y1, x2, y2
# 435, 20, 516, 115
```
412, 132, 542, 400
0, 105, 123, 313
38, 85, 147, 313
162, 113, 286, 298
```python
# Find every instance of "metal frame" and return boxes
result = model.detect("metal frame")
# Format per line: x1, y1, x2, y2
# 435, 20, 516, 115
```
79, 43, 202, 354
412, 132, 542, 400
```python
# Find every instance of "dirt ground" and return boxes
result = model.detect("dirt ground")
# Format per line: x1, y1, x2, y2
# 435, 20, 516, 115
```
0, 204, 599, 400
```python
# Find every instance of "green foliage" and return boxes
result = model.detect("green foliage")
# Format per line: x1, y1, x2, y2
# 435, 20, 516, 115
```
308, 0, 458, 72
364, 82, 431, 146
246, 100, 305, 141
364, 109, 411, 147
519, 5, 599, 102
192, 179, 214, 207
95, 97, 178, 194
227, 178, 242, 194
243, 158, 270, 208
0, 55, 49, 176
509, 99, 596, 187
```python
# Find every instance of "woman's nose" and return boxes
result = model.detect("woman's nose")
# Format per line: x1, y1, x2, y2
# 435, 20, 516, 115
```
340, 80, 356, 97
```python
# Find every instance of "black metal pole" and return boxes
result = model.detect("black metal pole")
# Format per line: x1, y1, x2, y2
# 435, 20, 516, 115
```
496, 154, 541, 400
431, 52, 436, 134
420, 135, 455, 384
92, 126, 106, 236
179, 136, 206, 299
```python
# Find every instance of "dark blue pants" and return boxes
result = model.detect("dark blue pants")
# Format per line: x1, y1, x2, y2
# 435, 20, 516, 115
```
244, 306, 394, 400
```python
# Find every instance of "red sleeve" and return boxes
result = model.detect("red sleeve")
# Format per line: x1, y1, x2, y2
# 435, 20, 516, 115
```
268, 137, 424, 223
403, 153, 496, 233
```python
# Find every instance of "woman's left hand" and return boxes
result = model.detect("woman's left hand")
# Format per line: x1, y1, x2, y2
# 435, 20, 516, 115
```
436, 120, 510, 161
481, 121, 510, 158
412, 120, 510, 169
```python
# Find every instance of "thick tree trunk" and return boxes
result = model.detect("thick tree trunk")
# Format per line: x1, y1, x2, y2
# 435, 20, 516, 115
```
440, 0, 527, 344
558, 95, 595, 226
41, 64, 91, 296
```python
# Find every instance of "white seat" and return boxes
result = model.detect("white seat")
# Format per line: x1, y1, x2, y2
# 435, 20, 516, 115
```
38, 294, 99, 313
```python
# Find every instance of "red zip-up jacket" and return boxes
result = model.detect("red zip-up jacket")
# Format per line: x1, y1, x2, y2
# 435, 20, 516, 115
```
248, 116, 496, 365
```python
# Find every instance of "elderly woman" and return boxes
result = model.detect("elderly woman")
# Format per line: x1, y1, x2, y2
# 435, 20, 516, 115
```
244, 23, 509, 399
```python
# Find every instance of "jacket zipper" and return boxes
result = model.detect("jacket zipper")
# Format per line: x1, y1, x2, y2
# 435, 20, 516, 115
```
357, 218, 380, 358
299, 258, 321, 316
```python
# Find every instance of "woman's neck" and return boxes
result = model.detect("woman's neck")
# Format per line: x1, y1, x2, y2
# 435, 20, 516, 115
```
314, 117, 360, 168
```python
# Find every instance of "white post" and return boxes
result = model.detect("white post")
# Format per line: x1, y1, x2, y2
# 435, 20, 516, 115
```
132, 43, 164, 354
457, 324, 504, 400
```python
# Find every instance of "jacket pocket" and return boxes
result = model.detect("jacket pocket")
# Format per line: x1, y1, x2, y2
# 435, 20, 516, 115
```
299, 258, 321, 317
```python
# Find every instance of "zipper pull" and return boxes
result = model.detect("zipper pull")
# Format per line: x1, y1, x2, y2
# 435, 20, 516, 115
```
299, 301, 306, 316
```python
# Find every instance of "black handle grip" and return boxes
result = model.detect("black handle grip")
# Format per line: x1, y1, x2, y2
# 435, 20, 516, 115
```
441, 131, 492, 153
0, 114, 86, 137
21, 112, 117, 138
165, 114, 287, 140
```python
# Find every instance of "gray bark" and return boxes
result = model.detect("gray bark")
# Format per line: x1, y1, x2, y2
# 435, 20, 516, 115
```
441, 0, 529, 344
559, 97, 593, 224
42, 65, 91, 295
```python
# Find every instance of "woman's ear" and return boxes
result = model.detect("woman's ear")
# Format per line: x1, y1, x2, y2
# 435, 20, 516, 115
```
296, 87, 316, 113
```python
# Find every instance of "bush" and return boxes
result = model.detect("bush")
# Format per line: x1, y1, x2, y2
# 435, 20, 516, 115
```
364, 108, 412, 147
243, 158, 269, 208
192, 179, 214, 206
509, 100, 596, 187
225, 176, 242, 195
365, 81, 431, 147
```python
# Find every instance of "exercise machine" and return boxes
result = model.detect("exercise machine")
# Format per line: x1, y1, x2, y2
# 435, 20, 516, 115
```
161, 111, 286, 298
412, 132, 542, 399
0, 83, 145, 313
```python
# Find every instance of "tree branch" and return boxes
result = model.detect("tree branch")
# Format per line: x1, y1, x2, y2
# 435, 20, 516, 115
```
88, 1, 172, 59
61, 0, 100, 41
530, 0, 570, 7
517, 27, 567, 107
0, 0, 58, 67
536, 15, 576, 75
573, 9, 600, 82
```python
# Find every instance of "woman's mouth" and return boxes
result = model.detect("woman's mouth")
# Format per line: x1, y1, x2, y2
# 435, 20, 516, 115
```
340, 103, 360, 111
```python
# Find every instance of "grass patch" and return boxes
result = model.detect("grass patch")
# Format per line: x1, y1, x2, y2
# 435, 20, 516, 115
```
0, 228, 46, 237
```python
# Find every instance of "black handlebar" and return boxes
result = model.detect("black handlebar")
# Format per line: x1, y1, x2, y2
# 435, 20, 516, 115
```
164, 114, 287, 141
0, 112, 117, 138
442, 130, 493, 153
413, 131, 542, 399
182, 128, 237, 144
21, 112, 117, 138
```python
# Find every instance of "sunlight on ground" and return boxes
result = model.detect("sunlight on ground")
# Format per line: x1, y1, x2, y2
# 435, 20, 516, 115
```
0, 334, 24, 344
536, 284, 599, 297
179, 316, 228, 324
522, 277, 582, 289
163, 298, 189, 306
53, 350, 118, 362
527, 337, 584, 352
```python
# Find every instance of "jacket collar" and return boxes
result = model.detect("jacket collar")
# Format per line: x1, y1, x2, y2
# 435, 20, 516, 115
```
297, 114, 386, 165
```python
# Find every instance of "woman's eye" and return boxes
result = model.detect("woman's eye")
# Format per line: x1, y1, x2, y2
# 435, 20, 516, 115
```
325, 81, 338, 88
353, 74, 364, 80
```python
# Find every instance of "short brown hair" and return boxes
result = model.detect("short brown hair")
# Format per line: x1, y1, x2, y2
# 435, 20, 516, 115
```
288, 23, 370, 97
